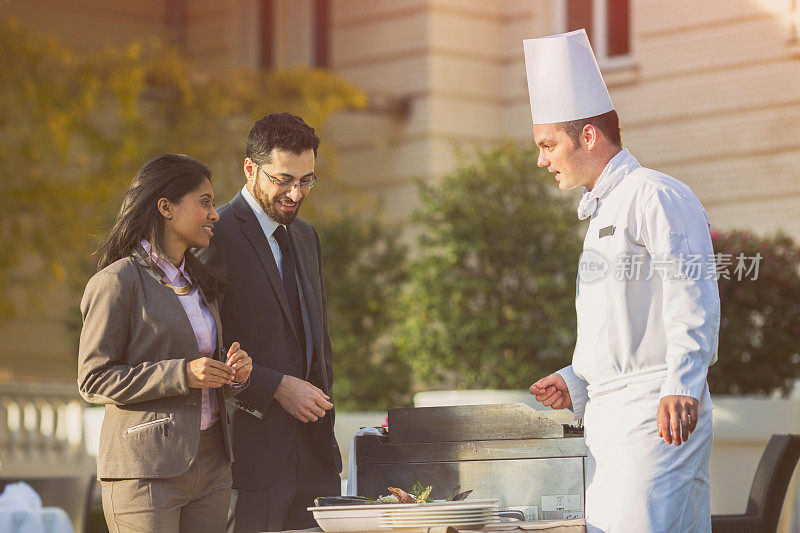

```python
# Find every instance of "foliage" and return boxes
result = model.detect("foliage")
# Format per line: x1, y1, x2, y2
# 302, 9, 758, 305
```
395, 143, 583, 390
410, 482, 433, 503
708, 230, 800, 396
0, 19, 366, 319
313, 214, 412, 410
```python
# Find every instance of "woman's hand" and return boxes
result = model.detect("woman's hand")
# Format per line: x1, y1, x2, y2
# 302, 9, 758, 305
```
186, 357, 235, 388
225, 342, 252, 383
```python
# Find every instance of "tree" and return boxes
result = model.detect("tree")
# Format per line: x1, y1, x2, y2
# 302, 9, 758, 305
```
0, 19, 366, 320
313, 215, 412, 410
708, 230, 800, 395
396, 143, 584, 390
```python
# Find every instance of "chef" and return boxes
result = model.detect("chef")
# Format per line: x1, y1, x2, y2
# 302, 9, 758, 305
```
525, 30, 720, 532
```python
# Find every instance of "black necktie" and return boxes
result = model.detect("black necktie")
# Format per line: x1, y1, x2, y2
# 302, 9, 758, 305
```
273, 226, 307, 370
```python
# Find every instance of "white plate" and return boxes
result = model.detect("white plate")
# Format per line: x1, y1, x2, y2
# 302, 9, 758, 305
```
383, 513, 496, 520
309, 506, 386, 532
382, 508, 498, 517
307, 499, 501, 532
383, 508, 499, 515
309, 499, 498, 512
381, 522, 492, 532
379, 512, 499, 522
379, 517, 500, 526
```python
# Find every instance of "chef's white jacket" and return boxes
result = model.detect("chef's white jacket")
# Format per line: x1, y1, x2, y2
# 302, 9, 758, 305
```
554, 149, 719, 532
558, 149, 720, 418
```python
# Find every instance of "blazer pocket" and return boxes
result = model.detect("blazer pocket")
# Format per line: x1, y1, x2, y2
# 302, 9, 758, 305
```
126, 417, 171, 436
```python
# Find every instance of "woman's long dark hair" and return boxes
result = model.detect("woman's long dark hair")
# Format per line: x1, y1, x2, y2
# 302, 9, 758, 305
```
98, 153, 222, 300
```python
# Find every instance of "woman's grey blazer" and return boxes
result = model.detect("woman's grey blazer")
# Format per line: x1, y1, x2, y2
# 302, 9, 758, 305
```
78, 248, 245, 480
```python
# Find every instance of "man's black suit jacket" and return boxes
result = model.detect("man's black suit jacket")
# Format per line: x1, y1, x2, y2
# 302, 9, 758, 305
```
197, 192, 342, 491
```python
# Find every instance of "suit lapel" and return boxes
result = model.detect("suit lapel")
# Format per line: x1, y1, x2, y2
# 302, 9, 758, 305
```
288, 225, 325, 384
231, 193, 300, 342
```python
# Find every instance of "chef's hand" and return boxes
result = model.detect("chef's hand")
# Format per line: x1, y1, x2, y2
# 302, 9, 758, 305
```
657, 395, 699, 446
274, 375, 333, 423
530, 373, 572, 410
225, 342, 252, 383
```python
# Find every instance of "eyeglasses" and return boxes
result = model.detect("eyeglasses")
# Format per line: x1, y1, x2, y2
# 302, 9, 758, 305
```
256, 165, 318, 191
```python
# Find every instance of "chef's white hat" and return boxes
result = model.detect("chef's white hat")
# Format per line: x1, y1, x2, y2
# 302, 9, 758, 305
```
523, 29, 614, 125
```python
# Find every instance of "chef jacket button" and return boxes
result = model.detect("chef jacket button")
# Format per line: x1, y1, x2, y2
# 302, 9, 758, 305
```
292, 357, 301, 367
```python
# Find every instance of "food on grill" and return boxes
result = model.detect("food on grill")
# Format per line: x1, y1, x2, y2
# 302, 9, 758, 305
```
376, 482, 434, 504
388, 487, 416, 503
374, 494, 401, 504
314, 483, 461, 507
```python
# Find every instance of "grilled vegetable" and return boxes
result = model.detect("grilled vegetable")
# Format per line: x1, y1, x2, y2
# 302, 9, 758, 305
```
387, 486, 417, 503
374, 482, 451, 504
412, 482, 433, 503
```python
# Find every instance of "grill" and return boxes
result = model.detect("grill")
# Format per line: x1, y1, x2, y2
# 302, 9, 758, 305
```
354, 403, 587, 521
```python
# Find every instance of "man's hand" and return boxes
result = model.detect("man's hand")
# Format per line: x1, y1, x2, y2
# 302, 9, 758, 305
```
225, 342, 252, 383
657, 395, 699, 446
530, 373, 572, 410
186, 357, 235, 388
274, 375, 333, 423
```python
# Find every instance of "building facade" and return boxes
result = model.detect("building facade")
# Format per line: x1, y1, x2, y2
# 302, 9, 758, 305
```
5, 0, 799, 231
3, 0, 800, 377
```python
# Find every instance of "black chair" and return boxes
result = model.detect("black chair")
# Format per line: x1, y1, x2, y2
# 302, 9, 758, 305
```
712, 434, 800, 533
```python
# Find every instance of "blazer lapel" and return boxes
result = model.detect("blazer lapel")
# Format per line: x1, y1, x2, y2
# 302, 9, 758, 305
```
131, 245, 201, 358
231, 193, 299, 341
288, 225, 325, 383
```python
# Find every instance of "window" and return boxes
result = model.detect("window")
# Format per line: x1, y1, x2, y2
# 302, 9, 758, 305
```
313, 0, 330, 68
259, 0, 274, 70
259, 0, 328, 70
558, 0, 632, 68
166, 0, 187, 50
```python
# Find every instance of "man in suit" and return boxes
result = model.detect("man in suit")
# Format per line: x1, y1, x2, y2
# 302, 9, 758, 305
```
198, 113, 342, 532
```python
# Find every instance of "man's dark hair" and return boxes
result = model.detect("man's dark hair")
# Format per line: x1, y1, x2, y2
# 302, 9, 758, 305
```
557, 109, 622, 148
246, 112, 321, 165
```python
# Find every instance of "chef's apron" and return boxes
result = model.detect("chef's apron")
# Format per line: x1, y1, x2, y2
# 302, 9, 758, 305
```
583, 377, 712, 533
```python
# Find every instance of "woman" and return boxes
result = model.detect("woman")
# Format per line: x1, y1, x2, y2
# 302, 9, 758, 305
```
78, 154, 252, 533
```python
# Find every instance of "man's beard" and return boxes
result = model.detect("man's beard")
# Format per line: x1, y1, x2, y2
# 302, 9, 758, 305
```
253, 174, 302, 225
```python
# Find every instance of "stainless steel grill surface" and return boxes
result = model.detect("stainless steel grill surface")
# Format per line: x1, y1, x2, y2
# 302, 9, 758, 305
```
355, 403, 587, 522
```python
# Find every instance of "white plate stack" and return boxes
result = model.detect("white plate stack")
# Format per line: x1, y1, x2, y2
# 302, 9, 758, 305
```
378, 499, 501, 531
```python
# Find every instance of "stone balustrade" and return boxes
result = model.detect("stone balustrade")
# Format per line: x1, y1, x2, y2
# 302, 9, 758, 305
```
0, 382, 94, 479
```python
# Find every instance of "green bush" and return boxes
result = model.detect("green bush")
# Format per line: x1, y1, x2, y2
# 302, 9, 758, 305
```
708, 230, 800, 396
314, 215, 412, 410
396, 143, 583, 389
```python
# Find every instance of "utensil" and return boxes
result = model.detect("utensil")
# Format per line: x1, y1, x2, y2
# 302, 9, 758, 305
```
445, 485, 461, 501
453, 490, 473, 501
445, 485, 473, 501
497, 510, 525, 521
314, 496, 373, 507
